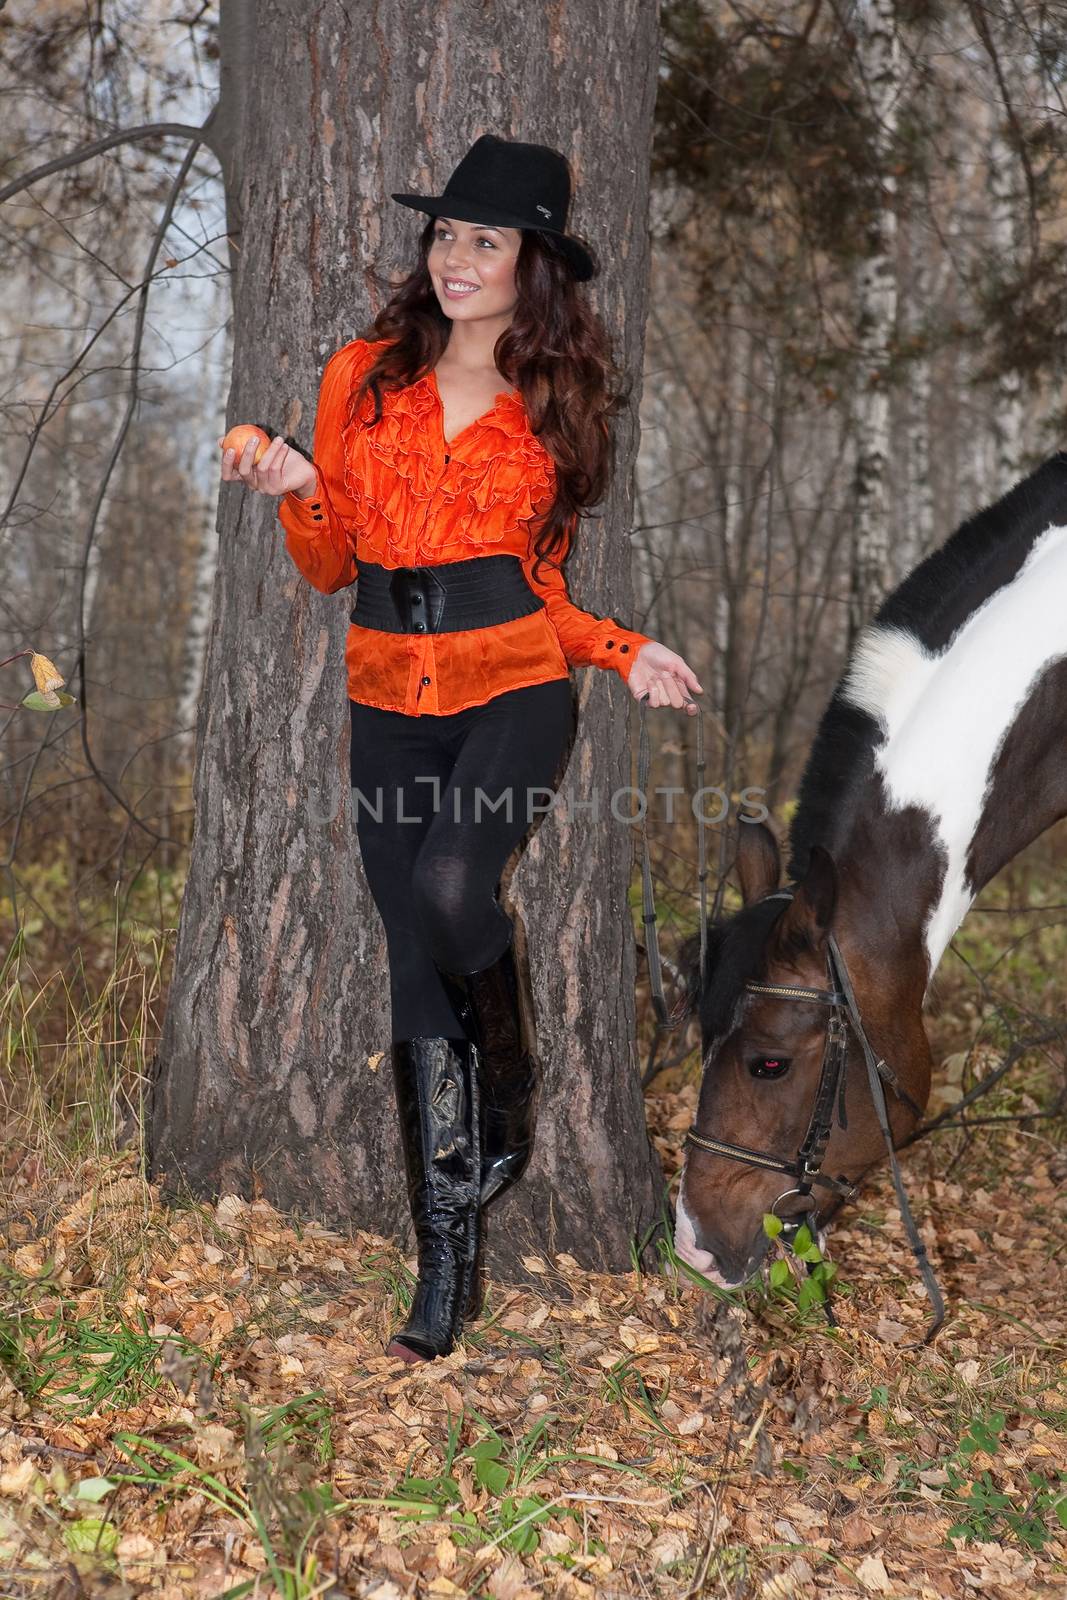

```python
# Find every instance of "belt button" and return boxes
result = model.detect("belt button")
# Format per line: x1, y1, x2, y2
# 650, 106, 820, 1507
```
414, 621, 426, 632
411, 592, 423, 604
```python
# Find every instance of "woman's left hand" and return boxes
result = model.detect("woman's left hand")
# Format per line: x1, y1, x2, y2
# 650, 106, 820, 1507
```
626, 641, 703, 714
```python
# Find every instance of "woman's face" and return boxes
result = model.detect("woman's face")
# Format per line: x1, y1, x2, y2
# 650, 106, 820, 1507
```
427, 217, 522, 324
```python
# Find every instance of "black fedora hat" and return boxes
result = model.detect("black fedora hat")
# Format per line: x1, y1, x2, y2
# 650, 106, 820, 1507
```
391, 134, 596, 282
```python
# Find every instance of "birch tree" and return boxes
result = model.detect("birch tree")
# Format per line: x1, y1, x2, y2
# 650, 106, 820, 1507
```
981, 12, 1029, 489
849, 0, 902, 639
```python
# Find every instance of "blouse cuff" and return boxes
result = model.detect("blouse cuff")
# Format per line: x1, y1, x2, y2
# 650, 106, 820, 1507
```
588, 620, 654, 683
279, 468, 328, 538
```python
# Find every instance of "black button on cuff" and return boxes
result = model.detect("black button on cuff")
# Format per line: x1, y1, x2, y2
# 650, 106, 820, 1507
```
605, 640, 615, 649
310, 502, 322, 511
312, 514, 323, 521
620, 644, 630, 653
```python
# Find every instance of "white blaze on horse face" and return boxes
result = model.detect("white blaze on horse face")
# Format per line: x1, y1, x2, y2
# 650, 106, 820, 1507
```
674, 1178, 744, 1288
673, 1183, 716, 1273
841, 520, 1067, 980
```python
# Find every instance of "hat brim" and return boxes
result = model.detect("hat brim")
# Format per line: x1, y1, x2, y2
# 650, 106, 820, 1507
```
391, 192, 595, 281
390, 192, 534, 231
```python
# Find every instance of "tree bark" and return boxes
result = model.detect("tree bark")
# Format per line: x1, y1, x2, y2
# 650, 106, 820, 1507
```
899, 228, 937, 576
904, 290, 934, 567
147, 0, 666, 1275
848, 0, 901, 641
985, 51, 1025, 490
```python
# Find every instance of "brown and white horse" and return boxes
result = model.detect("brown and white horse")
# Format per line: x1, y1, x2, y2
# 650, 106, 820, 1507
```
675, 455, 1067, 1286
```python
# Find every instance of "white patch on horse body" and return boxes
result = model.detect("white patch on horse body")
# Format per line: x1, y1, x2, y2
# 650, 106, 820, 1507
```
842, 521, 1067, 978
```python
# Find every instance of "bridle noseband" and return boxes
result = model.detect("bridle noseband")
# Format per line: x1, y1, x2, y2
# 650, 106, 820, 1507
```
683, 889, 945, 1341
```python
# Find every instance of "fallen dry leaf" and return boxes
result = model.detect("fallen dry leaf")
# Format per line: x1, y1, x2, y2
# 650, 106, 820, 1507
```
856, 1553, 892, 1594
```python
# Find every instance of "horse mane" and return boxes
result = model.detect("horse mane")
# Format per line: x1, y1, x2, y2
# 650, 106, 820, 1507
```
675, 454, 1067, 1031
787, 452, 1067, 881
679, 896, 791, 1046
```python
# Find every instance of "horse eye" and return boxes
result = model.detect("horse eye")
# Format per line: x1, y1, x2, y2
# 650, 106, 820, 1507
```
749, 1056, 790, 1080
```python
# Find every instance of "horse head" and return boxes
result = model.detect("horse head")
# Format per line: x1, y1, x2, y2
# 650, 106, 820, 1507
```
674, 819, 931, 1287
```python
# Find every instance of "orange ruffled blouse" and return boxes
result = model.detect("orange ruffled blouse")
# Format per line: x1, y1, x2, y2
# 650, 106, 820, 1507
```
277, 337, 654, 716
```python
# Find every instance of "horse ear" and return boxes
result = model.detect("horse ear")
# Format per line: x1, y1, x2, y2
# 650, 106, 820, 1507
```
736, 820, 781, 905
775, 843, 838, 952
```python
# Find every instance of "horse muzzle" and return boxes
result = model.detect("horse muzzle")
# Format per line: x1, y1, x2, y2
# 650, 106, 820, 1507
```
673, 1187, 768, 1288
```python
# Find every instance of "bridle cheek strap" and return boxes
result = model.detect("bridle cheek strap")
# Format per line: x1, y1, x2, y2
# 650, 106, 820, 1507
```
826, 933, 945, 1342
685, 976, 857, 1202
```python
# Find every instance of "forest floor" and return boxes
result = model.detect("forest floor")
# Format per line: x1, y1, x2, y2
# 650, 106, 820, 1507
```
1, 845, 1066, 1597
0, 1073, 1064, 1599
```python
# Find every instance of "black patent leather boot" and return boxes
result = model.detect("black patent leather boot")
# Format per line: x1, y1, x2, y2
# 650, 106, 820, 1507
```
387, 1036, 482, 1363
436, 934, 540, 1209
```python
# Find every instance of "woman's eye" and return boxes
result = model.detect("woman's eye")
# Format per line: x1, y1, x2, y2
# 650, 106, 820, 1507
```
749, 1056, 791, 1080
435, 232, 493, 247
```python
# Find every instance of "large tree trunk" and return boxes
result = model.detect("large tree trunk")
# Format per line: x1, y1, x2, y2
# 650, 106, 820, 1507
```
147, 0, 666, 1275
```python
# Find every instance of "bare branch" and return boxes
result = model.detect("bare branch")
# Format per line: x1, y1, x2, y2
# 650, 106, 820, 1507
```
65, 128, 211, 851
0, 112, 219, 208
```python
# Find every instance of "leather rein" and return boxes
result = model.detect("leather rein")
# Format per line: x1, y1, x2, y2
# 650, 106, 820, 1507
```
636, 701, 946, 1342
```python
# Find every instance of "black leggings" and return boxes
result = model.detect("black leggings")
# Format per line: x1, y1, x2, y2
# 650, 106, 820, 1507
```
349, 679, 574, 1041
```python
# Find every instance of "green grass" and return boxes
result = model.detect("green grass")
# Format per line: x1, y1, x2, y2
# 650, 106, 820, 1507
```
113, 1391, 343, 1599
598, 1353, 675, 1436
385, 1407, 673, 1557
0, 1301, 208, 1416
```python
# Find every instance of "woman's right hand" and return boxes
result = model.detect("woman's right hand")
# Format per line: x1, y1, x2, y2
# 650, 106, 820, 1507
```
218, 431, 318, 499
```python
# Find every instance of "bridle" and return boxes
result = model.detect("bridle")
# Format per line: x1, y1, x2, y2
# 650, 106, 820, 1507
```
685, 977, 854, 1205
634, 703, 946, 1342
684, 890, 924, 1209
683, 888, 945, 1342
683, 886, 854, 1205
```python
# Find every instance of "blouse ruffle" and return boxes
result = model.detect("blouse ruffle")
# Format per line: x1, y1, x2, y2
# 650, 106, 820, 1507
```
277, 336, 657, 713
340, 355, 556, 566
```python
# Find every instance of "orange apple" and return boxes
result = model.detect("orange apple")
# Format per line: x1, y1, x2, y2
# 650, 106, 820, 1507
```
221, 424, 271, 465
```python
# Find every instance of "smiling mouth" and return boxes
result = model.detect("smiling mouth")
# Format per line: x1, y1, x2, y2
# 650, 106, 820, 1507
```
443, 279, 480, 294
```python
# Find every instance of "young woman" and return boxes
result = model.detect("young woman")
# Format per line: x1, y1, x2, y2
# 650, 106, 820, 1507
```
219, 134, 703, 1363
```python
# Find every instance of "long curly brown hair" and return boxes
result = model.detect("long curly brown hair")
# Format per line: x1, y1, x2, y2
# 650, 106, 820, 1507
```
344, 217, 632, 584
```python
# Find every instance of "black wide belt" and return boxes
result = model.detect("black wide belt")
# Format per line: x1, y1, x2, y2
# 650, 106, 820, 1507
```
350, 555, 545, 634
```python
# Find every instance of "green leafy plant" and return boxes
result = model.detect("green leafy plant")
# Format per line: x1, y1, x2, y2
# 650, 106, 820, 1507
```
1, 1461, 126, 1571
942, 1412, 1067, 1550
389, 1415, 553, 1554
761, 1214, 840, 1318
389, 1409, 659, 1556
